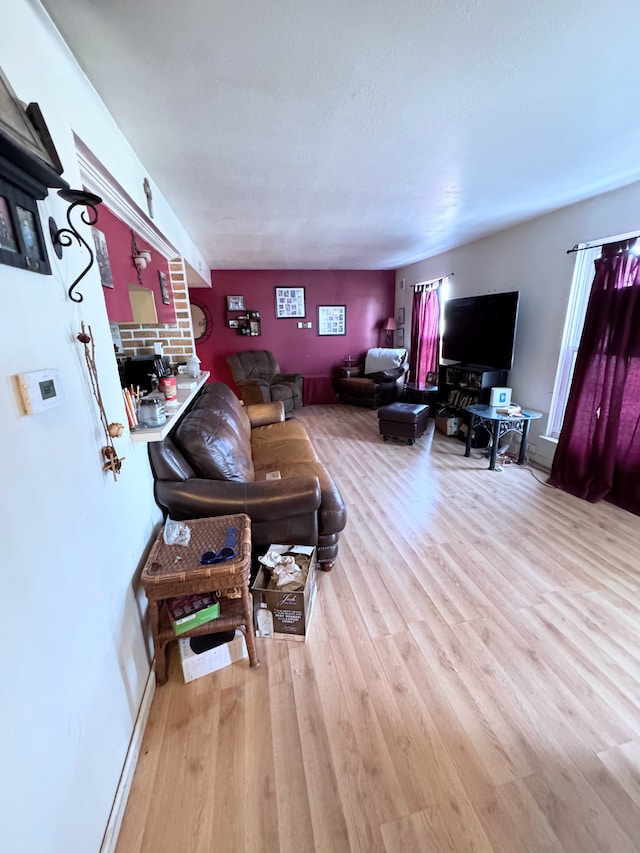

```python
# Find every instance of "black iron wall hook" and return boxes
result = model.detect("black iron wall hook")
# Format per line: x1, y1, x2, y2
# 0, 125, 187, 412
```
49, 188, 103, 303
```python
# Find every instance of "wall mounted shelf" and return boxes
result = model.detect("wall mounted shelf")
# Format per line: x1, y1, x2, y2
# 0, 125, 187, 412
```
226, 310, 261, 335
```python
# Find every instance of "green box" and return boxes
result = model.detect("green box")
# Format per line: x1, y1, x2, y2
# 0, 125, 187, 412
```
169, 599, 221, 636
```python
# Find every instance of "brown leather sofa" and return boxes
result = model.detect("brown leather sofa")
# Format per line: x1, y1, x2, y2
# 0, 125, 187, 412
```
148, 382, 347, 570
334, 347, 409, 408
227, 350, 303, 412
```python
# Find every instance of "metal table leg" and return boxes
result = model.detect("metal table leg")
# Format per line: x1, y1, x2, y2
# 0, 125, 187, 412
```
518, 417, 531, 465
465, 414, 474, 457
489, 420, 500, 470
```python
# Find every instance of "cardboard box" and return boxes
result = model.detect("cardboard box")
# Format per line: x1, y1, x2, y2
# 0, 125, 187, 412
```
178, 630, 247, 683
435, 415, 460, 436
251, 545, 317, 640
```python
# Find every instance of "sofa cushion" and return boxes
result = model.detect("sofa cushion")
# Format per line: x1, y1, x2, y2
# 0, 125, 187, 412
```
173, 408, 254, 482
196, 381, 251, 438
250, 418, 310, 446
230, 350, 278, 383
251, 418, 319, 471
252, 439, 319, 470
255, 460, 346, 536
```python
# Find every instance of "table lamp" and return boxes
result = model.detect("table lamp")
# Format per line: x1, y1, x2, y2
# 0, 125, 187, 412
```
384, 317, 397, 347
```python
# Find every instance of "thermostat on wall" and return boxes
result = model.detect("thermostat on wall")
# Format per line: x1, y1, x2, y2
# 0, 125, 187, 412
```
17, 368, 64, 414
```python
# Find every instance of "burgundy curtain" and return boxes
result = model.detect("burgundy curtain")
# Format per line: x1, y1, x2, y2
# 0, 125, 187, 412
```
549, 239, 640, 514
410, 288, 439, 386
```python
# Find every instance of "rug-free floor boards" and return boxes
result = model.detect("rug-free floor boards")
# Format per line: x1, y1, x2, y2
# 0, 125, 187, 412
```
115, 405, 640, 853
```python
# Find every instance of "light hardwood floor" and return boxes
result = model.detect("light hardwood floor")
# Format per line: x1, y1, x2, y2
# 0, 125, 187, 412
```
116, 405, 640, 853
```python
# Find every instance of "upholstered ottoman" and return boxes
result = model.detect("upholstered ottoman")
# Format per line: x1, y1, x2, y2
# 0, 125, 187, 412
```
378, 402, 429, 445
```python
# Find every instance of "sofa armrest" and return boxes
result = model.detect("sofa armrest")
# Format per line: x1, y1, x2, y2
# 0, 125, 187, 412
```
366, 365, 407, 383
155, 476, 321, 522
274, 372, 303, 384
246, 401, 285, 427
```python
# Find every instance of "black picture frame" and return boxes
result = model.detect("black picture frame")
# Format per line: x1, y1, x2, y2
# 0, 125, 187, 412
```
92, 227, 114, 288
275, 286, 305, 318
317, 304, 346, 336
227, 294, 245, 311
159, 270, 170, 304
0, 174, 50, 274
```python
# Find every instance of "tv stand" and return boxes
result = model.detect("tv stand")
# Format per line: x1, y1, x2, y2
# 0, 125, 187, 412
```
437, 364, 508, 445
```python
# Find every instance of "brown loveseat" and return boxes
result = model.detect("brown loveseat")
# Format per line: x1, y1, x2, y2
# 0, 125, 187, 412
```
148, 382, 347, 570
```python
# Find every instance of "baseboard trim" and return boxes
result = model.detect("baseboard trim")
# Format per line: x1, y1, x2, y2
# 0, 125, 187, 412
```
100, 666, 156, 853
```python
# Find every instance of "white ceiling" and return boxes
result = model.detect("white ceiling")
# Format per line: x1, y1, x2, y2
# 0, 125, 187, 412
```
42, 0, 640, 270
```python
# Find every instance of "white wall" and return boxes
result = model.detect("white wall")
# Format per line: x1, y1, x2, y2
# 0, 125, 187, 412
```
0, 3, 206, 852
396, 180, 640, 465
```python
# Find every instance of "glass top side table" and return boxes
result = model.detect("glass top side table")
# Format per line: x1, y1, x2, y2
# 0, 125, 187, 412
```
463, 404, 543, 470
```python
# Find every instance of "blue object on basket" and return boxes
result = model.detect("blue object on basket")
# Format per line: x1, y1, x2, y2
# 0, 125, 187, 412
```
200, 547, 235, 564
225, 526, 239, 549
200, 527, 239, 564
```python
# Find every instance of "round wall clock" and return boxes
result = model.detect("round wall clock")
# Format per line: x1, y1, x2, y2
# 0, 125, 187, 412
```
190, 299, 213, 344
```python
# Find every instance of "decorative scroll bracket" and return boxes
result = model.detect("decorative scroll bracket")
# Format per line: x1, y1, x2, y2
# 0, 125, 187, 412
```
50, 188, 102, 303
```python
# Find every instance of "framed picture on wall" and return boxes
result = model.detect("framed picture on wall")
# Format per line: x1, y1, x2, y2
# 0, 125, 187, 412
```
275, 286, 305, 318
396, 328, 404, 347
158, 270, 171, 304
397, 307, 405, 326
317, 304, 346, 336
92, 228, 114, 288
0, 195, 17, 252
0, 175, 51, 274
227, 295, 245, 311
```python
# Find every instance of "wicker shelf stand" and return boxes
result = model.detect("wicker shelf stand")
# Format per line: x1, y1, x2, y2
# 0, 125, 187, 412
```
141, 513, 259, 684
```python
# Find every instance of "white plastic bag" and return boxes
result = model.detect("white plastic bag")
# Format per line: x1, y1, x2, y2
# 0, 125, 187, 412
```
163, 517, 191, 547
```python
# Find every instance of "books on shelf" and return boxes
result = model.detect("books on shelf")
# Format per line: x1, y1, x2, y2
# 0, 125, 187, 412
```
166, 592, 221, 636
447, 389, 476, 408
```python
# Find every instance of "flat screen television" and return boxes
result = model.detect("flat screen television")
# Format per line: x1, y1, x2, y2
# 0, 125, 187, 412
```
442, 291, 520, 370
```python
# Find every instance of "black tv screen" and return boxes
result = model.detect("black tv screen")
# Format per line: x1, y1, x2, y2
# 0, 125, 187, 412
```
442, 291, 520, 370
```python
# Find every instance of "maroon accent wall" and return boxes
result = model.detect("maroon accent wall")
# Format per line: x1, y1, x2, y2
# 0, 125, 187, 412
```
191, 269, 395, 388
97, 204, 175, 323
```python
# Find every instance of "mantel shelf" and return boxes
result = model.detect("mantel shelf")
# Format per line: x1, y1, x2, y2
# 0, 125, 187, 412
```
130, 371, 209, 443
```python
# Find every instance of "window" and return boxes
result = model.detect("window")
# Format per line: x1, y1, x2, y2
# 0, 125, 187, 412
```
547, 246, 601, 438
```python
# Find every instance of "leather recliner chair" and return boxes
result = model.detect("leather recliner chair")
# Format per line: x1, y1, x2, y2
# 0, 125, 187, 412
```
334, 347, 409, 408
227, 350, 303, 413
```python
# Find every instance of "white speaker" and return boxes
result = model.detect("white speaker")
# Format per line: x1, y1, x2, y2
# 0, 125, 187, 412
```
490, 386, 512, 407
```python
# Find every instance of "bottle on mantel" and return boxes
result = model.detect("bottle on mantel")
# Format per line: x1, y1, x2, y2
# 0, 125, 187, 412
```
186, 354, 201, 378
